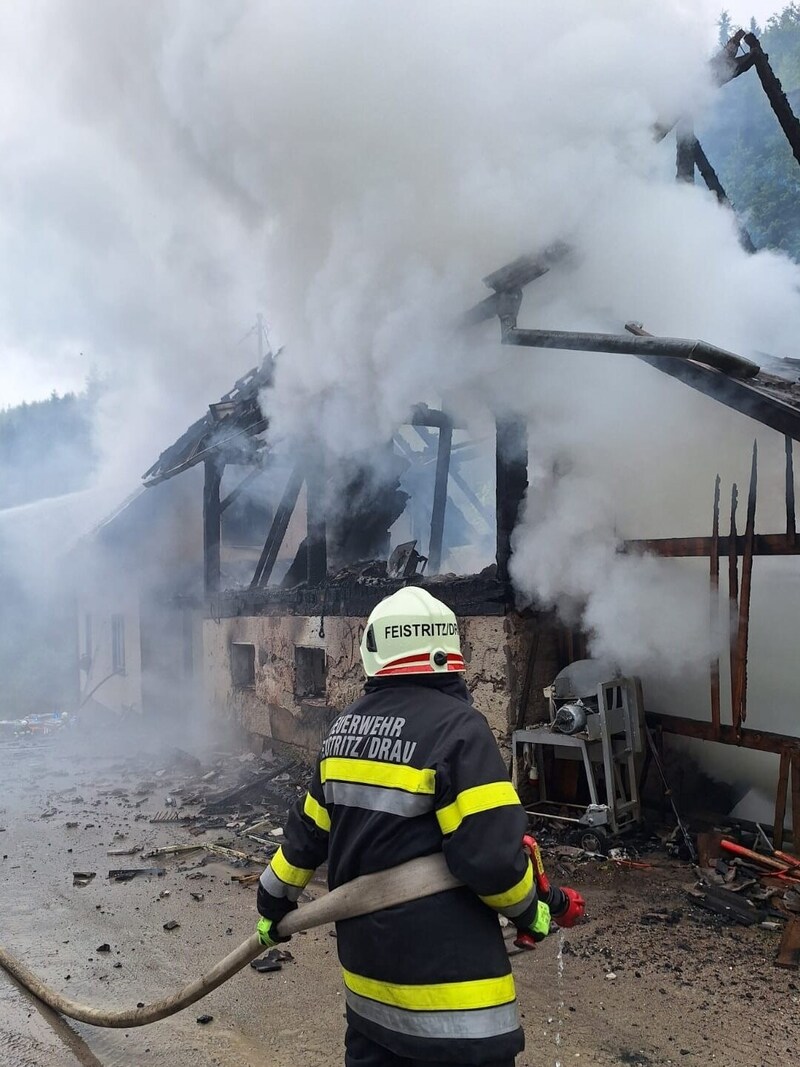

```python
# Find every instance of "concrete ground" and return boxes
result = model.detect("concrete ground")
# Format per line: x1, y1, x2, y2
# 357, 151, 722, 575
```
0, 731, 798, 1067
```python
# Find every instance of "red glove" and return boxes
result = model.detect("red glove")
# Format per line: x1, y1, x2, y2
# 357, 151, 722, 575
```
552, 886, 585, 928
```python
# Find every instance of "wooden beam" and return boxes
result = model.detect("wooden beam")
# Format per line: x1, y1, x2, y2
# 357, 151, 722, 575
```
648, 712, 800, 755
733, 443, 757, 729
428, 424, 453, 573
496, 418, 528, 586
744, 33, 800, 168
203, 458, 223, 597
710, 475, 721, 739
775, 751, 791, 851
250, 464, 304, 588
792, 755, 800, 855
729, 484, 740, 728
625, 531, 799, 557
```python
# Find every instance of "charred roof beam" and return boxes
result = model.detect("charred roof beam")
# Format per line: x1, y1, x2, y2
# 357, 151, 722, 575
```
491, 285, 760, 380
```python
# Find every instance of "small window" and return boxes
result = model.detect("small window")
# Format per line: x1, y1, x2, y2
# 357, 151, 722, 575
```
111, 614, 126, 674
295, 646, 326, 699
231, 643, 256, 689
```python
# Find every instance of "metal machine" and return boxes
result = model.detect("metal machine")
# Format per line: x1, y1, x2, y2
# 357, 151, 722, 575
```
512, 659, 645, 851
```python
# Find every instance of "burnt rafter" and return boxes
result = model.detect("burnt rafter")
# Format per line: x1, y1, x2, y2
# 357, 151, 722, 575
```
474, 267, 800, 442
143, 356, 274, 486
743, 32, 800, 169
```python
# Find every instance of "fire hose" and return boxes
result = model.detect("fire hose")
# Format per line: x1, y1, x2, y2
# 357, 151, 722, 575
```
0, 853, 460, 1029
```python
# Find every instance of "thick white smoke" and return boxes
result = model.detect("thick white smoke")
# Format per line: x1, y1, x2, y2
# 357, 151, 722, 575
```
1, 2, 799, 710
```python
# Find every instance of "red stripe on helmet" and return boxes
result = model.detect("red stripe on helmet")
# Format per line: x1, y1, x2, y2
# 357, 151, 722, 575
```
375, 664, 436, 676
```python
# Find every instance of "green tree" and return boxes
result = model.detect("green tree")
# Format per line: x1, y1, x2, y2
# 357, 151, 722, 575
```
702, 4, 800, 260
718, 9, 734, 46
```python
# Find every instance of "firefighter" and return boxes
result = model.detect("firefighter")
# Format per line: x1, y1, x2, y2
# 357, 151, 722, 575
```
256, 587, 584, 1066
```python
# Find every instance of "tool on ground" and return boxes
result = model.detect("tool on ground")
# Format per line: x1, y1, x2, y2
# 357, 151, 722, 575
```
644, 726, 697, 864
0, 853, 461, 1029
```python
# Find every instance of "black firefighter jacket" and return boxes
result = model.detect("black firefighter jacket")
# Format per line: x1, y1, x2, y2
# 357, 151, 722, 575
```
257, 674, 540, 1065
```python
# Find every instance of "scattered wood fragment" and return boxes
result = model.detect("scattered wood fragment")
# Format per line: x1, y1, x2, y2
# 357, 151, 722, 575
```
231, 872, 261, 887
142, 844, 204, 859
775, 918, 800, 969
203, 843, 262, 864
697, 831, 725, 869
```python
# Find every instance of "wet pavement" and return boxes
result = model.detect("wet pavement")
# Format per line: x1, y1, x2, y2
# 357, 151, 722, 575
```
0, 731, 340, 1067
2, 729, 799, 1067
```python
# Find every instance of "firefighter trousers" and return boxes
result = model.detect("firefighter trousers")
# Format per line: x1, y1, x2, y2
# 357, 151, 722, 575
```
344, 1025, 516, 1067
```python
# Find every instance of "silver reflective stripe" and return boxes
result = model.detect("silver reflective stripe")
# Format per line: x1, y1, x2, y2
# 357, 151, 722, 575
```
345, 989, 520, 1039
323, 780, 434, 818
260, 866, 304, 902
500, 887, 537, 920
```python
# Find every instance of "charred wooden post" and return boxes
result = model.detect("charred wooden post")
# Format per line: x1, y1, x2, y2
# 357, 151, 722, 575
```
792, 756, 800, 853
496, 417, 528, 587
710, 475, 721, 739
306, 448, 328, 587
428, 422, 453, 573
203, 458, 224, 597
676, 122, 696, 183
251, 464, 304, 588
733, 442, 758, 729
692, 139, 757, 253
728, 483, 740, 723
744, 33, 800, 168
786, 436, 796, 542
775, 750, 791, 851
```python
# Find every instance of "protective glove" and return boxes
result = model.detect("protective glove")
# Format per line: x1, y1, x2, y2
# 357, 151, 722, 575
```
548, 886, 585, 928
256, 916, 291, 948
514, 899, 552, 948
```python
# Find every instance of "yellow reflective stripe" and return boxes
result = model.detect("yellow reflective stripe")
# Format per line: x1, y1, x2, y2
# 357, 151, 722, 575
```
303, 791, 331, 832
436, 781, 520, 835
480, 861, 533, 910
320, 757, 435, 795
342, 969, 515, 1011
270, 846, 313, 889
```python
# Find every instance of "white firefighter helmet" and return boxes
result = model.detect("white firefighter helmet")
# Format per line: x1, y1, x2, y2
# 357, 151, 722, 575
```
360, 587, 465, 677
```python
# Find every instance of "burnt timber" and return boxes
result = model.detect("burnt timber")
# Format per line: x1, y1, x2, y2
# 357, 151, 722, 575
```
211, 572, 508, 619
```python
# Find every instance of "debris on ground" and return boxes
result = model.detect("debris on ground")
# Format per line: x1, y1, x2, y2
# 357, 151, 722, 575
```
73, 871, 96, 887
108, 867, 166, 882
775, 918, 800, 969
196, 1014, 213, 1024
96, 943, 111, 953
250, 948, 294, 973
163, 920, 180, 931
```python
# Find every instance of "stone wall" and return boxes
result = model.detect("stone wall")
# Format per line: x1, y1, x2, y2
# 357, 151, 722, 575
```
202, 610, 559, 760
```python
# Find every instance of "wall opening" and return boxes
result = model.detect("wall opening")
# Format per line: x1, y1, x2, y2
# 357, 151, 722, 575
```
231, 642, 256, 689
295, 645, 326, 699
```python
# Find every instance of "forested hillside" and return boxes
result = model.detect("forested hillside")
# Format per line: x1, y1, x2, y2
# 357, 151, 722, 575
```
702, 6, 800, 258
0, 381, 99, 509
